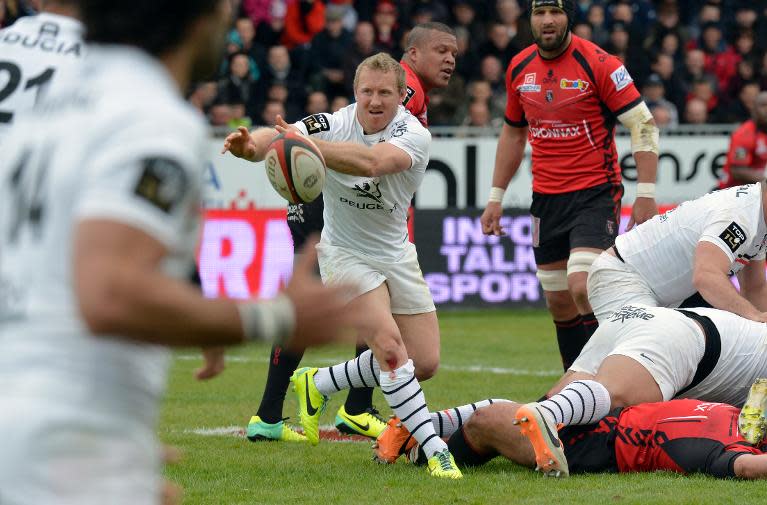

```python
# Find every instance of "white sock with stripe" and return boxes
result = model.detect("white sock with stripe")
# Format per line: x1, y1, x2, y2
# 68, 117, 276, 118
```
312, 350, 379, 396
432, 399, 514, 437
380, 359, 446, 458
537, 380, 611, 426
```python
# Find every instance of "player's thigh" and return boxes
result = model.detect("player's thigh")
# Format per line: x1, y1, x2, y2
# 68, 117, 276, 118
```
587, 253, 659, 323
393, 310, 440, 379
595, 355, 663, 406
569, 183, 621, 253
346, 283, 404, 355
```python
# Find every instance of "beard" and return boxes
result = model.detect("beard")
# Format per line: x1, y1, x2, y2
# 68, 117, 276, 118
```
533, 27, 569, 52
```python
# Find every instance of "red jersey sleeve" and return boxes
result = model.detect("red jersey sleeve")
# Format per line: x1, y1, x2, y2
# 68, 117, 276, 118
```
401, 62, 428, 127
504, 62, 527, 127
594, 53, 643, 116
727, 123, 755, 168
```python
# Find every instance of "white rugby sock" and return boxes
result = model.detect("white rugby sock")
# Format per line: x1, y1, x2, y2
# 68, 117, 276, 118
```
381, 359, 446, 458
537, 380, 611, 426
313, 350, 380, 396
432, 399, 514, 437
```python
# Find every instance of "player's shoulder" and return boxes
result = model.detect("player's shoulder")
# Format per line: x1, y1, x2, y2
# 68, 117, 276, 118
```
570, 36, 625, 74
392, 106, 430, 138
508, 44, 539, 77
733, 119, 757, 138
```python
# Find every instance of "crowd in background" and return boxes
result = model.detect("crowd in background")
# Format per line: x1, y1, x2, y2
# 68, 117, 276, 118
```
3, 0, 767, 128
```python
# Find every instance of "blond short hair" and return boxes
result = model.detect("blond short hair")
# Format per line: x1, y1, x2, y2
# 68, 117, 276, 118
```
353, 52, 406, 95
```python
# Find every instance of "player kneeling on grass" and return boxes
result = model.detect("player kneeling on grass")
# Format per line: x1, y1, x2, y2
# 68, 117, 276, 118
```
222, 52, 461, 479
377, 395, 767, 480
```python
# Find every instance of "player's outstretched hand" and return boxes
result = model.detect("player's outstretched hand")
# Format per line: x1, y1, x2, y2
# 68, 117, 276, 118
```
481, 202, 505, 236
195, 346, 226, 380
626, 197, 658, 231
282, 236, 360, 350
221, 126, 257, 160
274, 115, 302, 135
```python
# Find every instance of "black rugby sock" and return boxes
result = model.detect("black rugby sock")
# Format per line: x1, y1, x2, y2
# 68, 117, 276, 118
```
554, 315, 586, 371
256, 344, 304, 424
343, 344, 375, 415
447, 428, 496, 467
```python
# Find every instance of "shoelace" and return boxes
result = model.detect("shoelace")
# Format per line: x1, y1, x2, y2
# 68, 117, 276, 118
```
366, 406, 387, 424
437, 451, 453, 471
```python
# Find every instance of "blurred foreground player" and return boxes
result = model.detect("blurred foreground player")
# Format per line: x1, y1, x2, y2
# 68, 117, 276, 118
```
0, 1, 361, 503
0, 0, 83, 143
481, 0, 659, 370
223, 52, 462, 479
245, 22, 458, 443
719, 92, 767, 189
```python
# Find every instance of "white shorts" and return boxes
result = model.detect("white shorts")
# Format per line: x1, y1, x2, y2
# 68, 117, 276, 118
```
570, 305, 704, 401
587, 252, 660, 323
0, 397, 162, 505
317, 241, 435, 314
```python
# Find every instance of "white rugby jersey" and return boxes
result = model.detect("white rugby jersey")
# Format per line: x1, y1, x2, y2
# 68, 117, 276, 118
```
615, 183, 767, 306
0, 46, 207, 426
0, 12, 84, 142
294, 104, 431, 261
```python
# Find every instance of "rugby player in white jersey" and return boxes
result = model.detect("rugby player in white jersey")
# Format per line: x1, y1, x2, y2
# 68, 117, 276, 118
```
0, 0, 83, 143
0, 1, 362, 503
588, 182, 767, 324
222, 52, 462, 479
504, 304, 767, 477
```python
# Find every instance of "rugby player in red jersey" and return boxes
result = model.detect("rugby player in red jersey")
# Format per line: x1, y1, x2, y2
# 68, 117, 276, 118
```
481, 0, 659, 370
719, 92, 767, 189
452, 398, 767, 479
239, 22, 457, 443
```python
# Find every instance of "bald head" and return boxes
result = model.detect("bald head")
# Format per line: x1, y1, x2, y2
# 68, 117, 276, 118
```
405, 22, 455, 51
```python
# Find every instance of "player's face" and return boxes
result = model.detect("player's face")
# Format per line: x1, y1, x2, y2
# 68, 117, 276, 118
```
754, 92, 767, 128
354, 68, 404, 134
531, 7, 569, 52
413, 31, 457, 89
190, 0, 232, 81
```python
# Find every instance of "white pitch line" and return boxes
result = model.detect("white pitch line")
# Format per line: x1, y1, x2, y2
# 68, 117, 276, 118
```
175, 354, 560, 377
184, 425, 366, 443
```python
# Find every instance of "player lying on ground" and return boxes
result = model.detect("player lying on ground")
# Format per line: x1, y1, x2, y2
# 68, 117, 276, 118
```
378, 397, 767, 480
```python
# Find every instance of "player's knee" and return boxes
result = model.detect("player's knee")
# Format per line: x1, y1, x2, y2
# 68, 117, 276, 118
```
370, 327, 404, 365
543, 289, 577, 319
414, 358, 439, 381
464, 404, 508, 445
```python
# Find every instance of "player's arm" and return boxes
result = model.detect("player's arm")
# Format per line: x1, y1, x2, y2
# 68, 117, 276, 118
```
734, 454, 767, 479
737, 258, 767, 312
481, 123, 528, 236
617, 101, 659, 230
692, 242, 767, 322
726, 131, 762, 183
309, 137, 412, 177
75, 222, 358, 349
730, 166, 766, 183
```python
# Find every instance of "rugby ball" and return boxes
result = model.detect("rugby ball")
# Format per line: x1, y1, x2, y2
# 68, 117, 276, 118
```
264, 131, 325, 204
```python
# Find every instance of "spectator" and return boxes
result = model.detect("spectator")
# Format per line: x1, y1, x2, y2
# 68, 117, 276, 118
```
734, 30, 758, 62
305, 90, 329, 116
687, 76, 719, 118
650, 53, 686, 113
372, 1, 402, 56
453, 26, 480, 84
425, 72, 465, 127
188, 81, 218, 117
689, 0, 721, 40
465, 79, 504, 120
407, 1, 449, 25
650, 103, 675, 127
586, 3, 609, 46
260, 99, 286, 126
209, 102, 233, 127
260, 45, 306, 113
330, 94, 349, 112
217, 52, 259, 119
464, 100, 495, 127
309, 4, 352, 98
342, 21, 379, 96
691, 22, 739, 93
228, 16, 266, 64
478, 22, 518, 67
241, 0, 276, 27
726, 57, 757, 98
642, 73, 679, 126
451, 0, 485, 47
228, 101, 253, 129
479, 54, 505, 99
720, 81, 761, 124
281, 0, 325, 50
254, 0, 287, 47
684, 97, 709, 124
572, 21, 593, 42
680, 48, 709, 92
496, 0, 533, 49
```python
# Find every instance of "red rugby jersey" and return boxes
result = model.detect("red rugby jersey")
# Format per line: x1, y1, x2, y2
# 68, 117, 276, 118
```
505, 35, 642, 194
719, 120, 767, 189
401, 61, 429, 127
612, 399, 761, 475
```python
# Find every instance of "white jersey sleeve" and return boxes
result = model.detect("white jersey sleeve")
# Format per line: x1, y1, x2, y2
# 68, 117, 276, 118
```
75, 118, 204, 250
386, 117, 431, 173
699, 213, 756, 262
294, 112, 337, 141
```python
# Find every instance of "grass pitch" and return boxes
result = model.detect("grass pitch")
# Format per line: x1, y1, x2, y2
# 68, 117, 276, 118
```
161, 310, 767, 504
